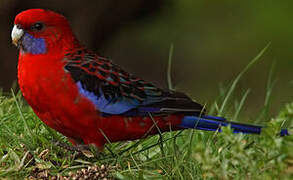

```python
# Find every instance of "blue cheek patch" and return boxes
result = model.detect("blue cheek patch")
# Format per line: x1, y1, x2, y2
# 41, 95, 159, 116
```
21, 33, 47, 54
76, 81, 138, 114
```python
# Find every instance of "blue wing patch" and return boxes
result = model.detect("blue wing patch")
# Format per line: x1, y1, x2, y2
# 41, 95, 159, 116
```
76, 81, 139, 114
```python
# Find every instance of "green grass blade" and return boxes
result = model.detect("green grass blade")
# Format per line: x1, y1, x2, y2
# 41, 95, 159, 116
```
167, 43, 174, 90
10, 89, 34, 142
233, 89, 250, 121
257, 61, 276, 122
218, 43, 271, 116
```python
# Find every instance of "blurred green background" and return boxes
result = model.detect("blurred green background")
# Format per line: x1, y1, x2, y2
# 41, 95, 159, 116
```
0, 0, 292, 117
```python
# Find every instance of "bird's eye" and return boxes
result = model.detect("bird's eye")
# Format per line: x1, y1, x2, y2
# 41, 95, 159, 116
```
31, 22, 44, 31
16, 24, 22, 29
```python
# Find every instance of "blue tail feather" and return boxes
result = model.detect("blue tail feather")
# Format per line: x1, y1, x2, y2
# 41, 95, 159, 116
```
201, 115, 226, 121
180, 115, 289, 136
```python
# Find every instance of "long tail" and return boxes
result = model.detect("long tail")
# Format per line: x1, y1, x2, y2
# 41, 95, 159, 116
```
180, 115, 290, 136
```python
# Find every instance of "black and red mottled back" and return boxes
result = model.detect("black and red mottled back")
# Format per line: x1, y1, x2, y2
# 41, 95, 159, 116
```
63, 47, 204, 115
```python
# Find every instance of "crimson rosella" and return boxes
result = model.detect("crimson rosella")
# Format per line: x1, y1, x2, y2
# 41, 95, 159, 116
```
11, 9, 289, 149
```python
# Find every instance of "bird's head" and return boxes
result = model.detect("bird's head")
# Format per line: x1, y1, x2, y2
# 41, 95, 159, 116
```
11, 9, 77, 55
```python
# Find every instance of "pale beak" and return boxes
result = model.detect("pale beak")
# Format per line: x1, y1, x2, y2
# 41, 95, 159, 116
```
11, 25, 24, 46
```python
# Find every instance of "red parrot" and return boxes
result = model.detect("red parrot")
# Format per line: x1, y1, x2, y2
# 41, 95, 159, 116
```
11, 9, 289, 149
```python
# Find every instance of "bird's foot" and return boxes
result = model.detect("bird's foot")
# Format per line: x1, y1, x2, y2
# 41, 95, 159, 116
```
53, 140, 100, 158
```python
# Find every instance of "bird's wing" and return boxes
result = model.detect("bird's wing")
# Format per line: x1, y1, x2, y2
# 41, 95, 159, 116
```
64, 48, 204, 115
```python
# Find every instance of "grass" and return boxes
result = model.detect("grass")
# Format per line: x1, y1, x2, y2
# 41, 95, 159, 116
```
0, 46, 292, 179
